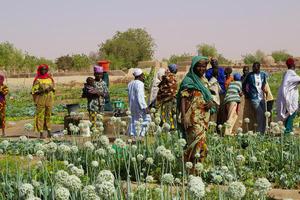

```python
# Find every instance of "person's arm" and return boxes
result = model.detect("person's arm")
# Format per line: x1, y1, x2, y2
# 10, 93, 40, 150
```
218, 68, 226, 93
136, 82, 148, 111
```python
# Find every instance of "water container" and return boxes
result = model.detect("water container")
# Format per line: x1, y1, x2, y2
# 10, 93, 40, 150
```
98, 60, 110, 72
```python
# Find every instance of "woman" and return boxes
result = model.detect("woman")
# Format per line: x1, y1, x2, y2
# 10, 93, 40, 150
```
82, 66, 108, 126
0, 74, 9, 136
32, 64, 55, 138
177, 56, 215, 162
156, 64, 178, 129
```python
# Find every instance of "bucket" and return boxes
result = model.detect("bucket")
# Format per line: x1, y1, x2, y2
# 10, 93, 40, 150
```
98, 60, 110, 72
66, 104, 80, 115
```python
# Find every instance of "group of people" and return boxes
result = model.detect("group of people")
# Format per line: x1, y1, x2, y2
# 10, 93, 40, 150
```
127, 56, 300, 162
0, 57, 299, 158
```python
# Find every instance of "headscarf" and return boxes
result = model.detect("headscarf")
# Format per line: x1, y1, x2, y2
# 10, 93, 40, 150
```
233, 73, 241, 81
34, 64, 53, 83
94, 65, 103, 73
286, 57, 295, 66
177, 56, 212, 104
0, 74, 4, 85
168, 64, 177, 73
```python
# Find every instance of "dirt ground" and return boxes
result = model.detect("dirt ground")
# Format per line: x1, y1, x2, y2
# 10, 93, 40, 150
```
5, 75, 125, 90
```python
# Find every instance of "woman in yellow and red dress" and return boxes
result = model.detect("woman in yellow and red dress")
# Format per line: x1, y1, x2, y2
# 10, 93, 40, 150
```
31, 64, 55, 138
0, 74, 9, 136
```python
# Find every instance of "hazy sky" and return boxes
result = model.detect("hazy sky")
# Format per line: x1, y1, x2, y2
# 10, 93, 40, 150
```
1, 0, 300, 61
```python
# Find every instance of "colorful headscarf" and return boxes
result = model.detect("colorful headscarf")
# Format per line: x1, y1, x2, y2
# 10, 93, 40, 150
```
94, 65, 103, 73
34, 64, 53, 83
177, 56, 212, 104
168, 64, 178, 73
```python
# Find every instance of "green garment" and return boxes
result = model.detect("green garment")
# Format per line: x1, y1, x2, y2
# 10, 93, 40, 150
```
177, 56, 214, 111
284, 112, 297, 134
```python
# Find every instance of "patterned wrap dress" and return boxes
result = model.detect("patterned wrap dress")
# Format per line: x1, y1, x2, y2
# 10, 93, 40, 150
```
0, 85, 9, 129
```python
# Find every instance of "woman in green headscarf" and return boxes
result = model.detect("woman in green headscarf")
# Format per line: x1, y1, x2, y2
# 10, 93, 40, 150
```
177, 56, 215, 162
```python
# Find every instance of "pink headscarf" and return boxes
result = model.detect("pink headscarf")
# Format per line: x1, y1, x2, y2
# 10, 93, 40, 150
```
94, 65, 104, 73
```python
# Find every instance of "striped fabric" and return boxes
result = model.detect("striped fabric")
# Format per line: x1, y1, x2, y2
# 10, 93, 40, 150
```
224, 81, 242, 104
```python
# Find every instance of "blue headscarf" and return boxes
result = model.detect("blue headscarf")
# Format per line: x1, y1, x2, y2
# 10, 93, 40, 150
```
168, 64, 178, 73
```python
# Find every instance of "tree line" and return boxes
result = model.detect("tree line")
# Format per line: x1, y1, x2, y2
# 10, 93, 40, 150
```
0, 28, 293, 73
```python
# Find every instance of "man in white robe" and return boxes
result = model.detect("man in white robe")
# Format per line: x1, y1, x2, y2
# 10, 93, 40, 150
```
128, 68, 150, 136
276, 58, 300, 134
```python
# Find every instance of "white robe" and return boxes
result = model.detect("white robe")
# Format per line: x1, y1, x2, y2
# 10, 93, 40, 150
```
128, 80, 150, 136
276, 69, 300, 121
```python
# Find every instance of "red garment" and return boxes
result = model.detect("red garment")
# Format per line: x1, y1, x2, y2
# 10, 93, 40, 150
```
33, 64, 54, 83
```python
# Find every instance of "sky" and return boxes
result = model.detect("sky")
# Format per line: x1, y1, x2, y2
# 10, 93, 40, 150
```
0, 0, 300, 61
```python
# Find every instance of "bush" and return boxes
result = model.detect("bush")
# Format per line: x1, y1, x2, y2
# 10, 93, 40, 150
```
271, 50, 291, 63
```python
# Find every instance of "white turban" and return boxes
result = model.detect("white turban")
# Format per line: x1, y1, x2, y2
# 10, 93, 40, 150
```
133, 68, 143, 77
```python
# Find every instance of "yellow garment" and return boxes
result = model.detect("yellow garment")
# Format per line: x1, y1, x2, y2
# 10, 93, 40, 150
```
264, 82, 274, 101
32, 78, 54, 132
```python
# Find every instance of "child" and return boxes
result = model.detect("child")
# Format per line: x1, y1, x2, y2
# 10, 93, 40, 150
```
0, 74, 9, 136
224, 73, 242, 136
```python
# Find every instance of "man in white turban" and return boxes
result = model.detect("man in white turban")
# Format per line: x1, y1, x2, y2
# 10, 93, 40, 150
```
128, 68, 150, 136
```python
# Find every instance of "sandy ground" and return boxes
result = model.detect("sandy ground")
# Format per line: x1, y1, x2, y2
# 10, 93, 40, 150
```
4, 75, 125, 89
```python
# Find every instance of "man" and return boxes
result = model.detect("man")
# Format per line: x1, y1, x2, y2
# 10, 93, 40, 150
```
206, 58, 226, 125
276, 58, 300, 134
243, 62, 267, 133
241, 66, 249, 81
205, 58, 226, 94
128, 68, 150, 136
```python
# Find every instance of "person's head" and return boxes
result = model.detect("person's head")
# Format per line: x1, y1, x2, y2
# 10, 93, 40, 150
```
286, 57, 295, 70
38, 64, 49, 75
133, 68, 145, 82
243, 66, 249, 75
225, 67, 233, 77
193, 59, 208, 78
86, 77, 95, 86
233, 73, 242, 81
0, 74, 4, 85
252, 62, 261, 74
210, 58, 219, 69
94, 65, 104, 81
168, 64, 178, 74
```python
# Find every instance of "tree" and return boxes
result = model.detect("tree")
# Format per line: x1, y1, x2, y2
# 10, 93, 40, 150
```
99, 28, 155, 69
168, 53, 193, 64
197, 43, 218, 58
72, 54, 92, 70
0, 42, 23, 70
218, 54, 232, 65
271, 50, 291, 63
55, 55, 74, 71
242, 50, 265, 65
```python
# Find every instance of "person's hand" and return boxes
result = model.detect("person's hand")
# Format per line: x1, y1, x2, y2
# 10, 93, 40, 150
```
182, 116, 189, 130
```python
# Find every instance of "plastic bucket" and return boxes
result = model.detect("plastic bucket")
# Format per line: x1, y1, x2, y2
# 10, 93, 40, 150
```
98, 60, 110, 72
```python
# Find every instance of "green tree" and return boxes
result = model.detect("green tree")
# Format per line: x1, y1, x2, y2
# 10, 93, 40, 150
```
271, 50, 291, 63
242, 50, 265, 65
197, 43, 218, 58
99, 28, 155, 69
218, 54, 232, 65
168, 53, 192, 64
0, 42, 23, 70
72, 54, 92, 70
55, 55, 74, 71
